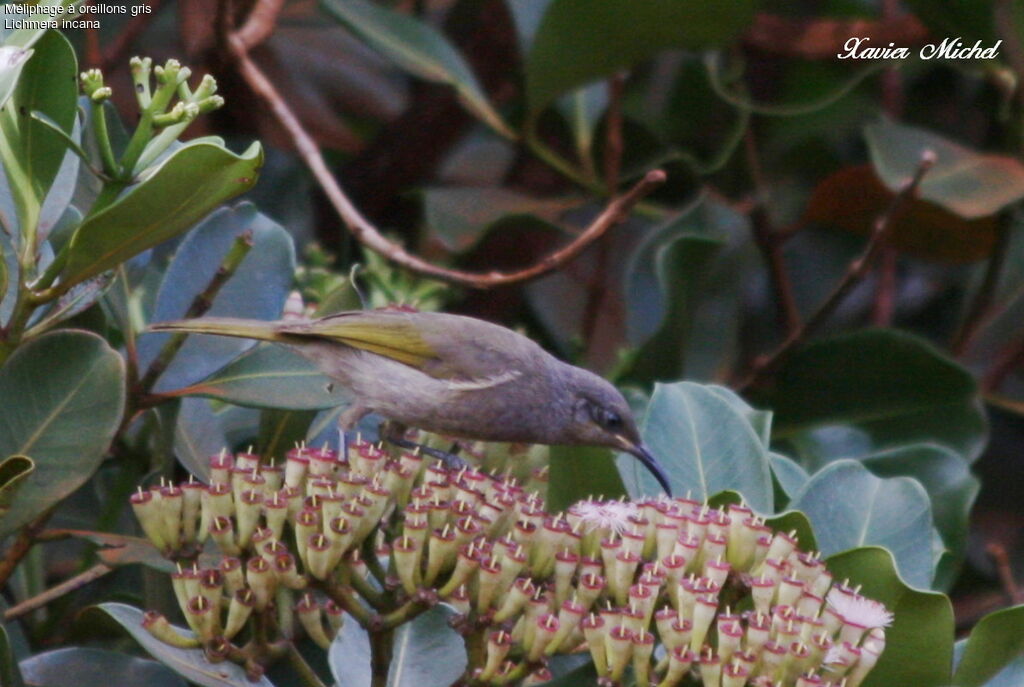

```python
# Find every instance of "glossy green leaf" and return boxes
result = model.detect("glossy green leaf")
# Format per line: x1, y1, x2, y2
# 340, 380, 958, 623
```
320, 0, 513, 138
0, 454, 32, 519
139, 204, 295, 392
331, 606, 466, 687
59, 140, 263, 289
0, 623, 24, 687
0, 330, 125, 535
791, 460, 934, 589
526, 0, 755, 113
770, 329, 988, 463
951, 605, 1024, 687
259, 408, 316, 461
827, 547, 954, 687
0, 46, 32, 111
627, 381, 772, 510
763, 508, 817, 551
768, 452, 808, 500
1, 1, 79, 48
19, 648, 186, 687
172, 398, 225, 482
549, 444, 627, 512
625, 198, 751, 384
866, 119, 1024, 219
95, 603, 274, 687
862, 443, 979, 590
422, 186, 578, 253
160, 343, 349, 411
705, 384, 772, 447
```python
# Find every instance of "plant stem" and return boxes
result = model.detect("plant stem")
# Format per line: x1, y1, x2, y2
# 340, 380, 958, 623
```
92, 101, 120, 177
739, 151, 935, 391
370, 627, 394, 687
136, 230, 253, 392
0, 510, 53, 588
3, 563, 112, 620
952, 217, 1011, 355
287, 643, 328, 687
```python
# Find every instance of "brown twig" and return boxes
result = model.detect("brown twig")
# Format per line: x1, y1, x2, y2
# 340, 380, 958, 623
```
225, 3, 665, 290
3, 563, 113, 620
952, 219, 1011, 355
982, 334, 1024, 392
0, 511, 53, 588
232, 0, 286, 52
744, 130, 800, 337
739, 151, 936, 391
987, 542, 1024, 605
743, 12, 929, 60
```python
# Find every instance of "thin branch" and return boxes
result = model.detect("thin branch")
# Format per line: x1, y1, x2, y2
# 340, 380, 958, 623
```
952, 219, 1011, 355
871, 245, 897, 325
232, 0, 286, 52
743, 12, 929, 59
4, 563, 112, 620
987, 542, 1024, 605
982, 334, 1024, 392
286, 642, 328, 687
739, 151, 936, 391
226, 19, 666, 290
744, 130, 800, 337
0, 511, 53, 588
136, 231, 253, 393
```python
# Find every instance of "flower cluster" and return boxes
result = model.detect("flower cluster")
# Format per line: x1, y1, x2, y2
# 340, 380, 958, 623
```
131, 440, 891, 686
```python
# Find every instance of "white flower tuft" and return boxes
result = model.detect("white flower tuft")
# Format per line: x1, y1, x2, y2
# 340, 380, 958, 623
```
570, 499, 639, 535
826, 587, 893, 629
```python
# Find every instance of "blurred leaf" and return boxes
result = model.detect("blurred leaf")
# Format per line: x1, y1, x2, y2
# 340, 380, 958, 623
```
866, 119, 1024, 219
19, 647, 186, 687
827, 547, 953, 687
0, 623, 24, 687
0, 454, 32, 519
555, 82, 607, 174
549, 445, 627, 512
791, 460, 934, 588
422, 187, 579, 253
95, 603, 275, 687
703, 385, 772, 446
173, 398, 226, 482
330, 606, 465, 687
625, 381, 773, 510
0, 46, 32, 111
526, 0, 755, 113
161, 343, 349, 411
58, 529, 175, 573
138, 203, 295, 392
0, 330, 125, 535
768, 452, 808, 500
950, 605, 1024, 687
59, 140, 263, 289
26, 273, 112, 335
0, 1, 78, 48
625, 197, 750, 383
259, 408, 316, 461
862, 444, 979, 590
320, 0, 513, 138
506, 0, 554, 51
770, 329, 988, 462
805, 165, 998, 263
763, 508, 816, 550
902, 0, 996, 45
0, 230, 15, 326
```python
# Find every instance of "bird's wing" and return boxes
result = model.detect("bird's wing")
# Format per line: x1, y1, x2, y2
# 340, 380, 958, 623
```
278, 311, 441, 370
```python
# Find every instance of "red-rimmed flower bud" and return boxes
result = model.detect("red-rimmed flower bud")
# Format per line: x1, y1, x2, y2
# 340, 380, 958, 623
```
605, 624, 634, 682
209, 450, 233, 484
656, 522, 680, 561
492, 577, 533, 623
131, 487, 169, 552
246, 556, 277, 608
261, 461, 284, 492
446, 583, 471, 616
235, 489, 262, 549
393, 535, 421, 595
495, 542, 527, 595
776, 575, 805, 608
209, 515, 240, 556
655, 607, 692, 651
274, 552, 307, 589
674, 532, 700, 567
722, 659, 749, 687
795, 673, 824, 687
284, 447, 310, 489
703, 556, 731, 590
698, 649, 722, 687
717, 616, 742, 664
576, 571, 605, 612
581, 613, 608, 676
180, 479, 204, 545
744, 611, 771, 654
631, 627, 655, 686
235, 450, 260, 473
325, 599, 344, 635
475, 556, 502, 611
611, 550, 640, 606
198, 568, 223, 608
552, 549, 578, 605
296, 592, 331, 649
309, 448, 338, 479
662, 646, 695, 687
185, 594, 218, 640
424, 524, 458, 585
689, 595, 718, 652
294, 507, 320, 567
479, 630, 512, 682
766, 530, 798, 562
306, 533, 334, 580
545, 597, 585, 654
220, 556, 244, 595
200, 482, 233, 534
143, 610, 200, 648
526, 613, 559, 662
760, 640, 787, 681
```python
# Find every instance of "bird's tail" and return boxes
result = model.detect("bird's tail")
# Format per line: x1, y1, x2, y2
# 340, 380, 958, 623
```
147, 317, 291, 343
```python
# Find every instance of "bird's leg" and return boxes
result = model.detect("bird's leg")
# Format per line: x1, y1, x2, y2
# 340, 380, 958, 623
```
337, 403, 371, 463
383, 433, 473, 472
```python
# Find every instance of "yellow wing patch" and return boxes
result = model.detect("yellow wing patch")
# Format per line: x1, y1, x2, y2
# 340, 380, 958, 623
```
283, 315, 440, 371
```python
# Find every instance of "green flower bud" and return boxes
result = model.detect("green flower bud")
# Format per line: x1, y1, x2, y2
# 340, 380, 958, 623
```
698, 649, 722, 687
223, 588, 255, 639
722, 660, 750, 687
438, 544, 480, 598
492, 577, 533, 624
220, 557, 245, 596
296, 593, 331, 649
306, 533, 333, 580
392, 535, 421, 596
604, 624, 633, 682
689, 595, 718, 653
424, 524, 457, 585
235, 489, 262, 549
246, 556, 277, 609
159, 485, 184, 550
581, 613, 608, 676
545, 597, 585, 654
324, 600, 344, 636
478, 630, 512, 682
185, 595, 219, 641
210, 515, 241, 556
80, 69, 105, 97
526, 613, 558, 662
191, 74, 218, 101
631, 627, 655, 687
130, 488, 168, 552
660, 646, 695, 687
180, 479, 203, 545
142, 611, 200, 648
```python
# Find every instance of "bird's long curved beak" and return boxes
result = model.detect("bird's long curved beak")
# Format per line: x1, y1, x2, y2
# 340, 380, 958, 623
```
626, 442, 672, 496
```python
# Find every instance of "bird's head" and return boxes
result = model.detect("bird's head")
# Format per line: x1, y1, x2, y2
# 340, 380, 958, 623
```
565, 368, 672, 495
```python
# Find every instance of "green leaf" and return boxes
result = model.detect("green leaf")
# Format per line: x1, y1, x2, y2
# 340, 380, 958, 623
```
0, 30, 77, 229
422, 186, 579, 253
258, 408, 316, 461
59, 140, 263, 289
0, 454, 32, 520
628, 381, 772, 511
172, 398, 225, 481
827, 547, 954, 687
549, 444, 627, 512
19, 648, 186, 687
159, 343, 349, 411
770, 329, 988, 463
0, 623, 24, 687
0, 46, 32, 112
1, 1, 79, 48
763, 508, 817, 551
0, 330, 125, 536
320, 0, 513, 139
94, 603, 274, 687
525, 0, 756, 114
330, 606, 466, 687
791, 460, 935, 589
951, 605, 1024, 687
862, 444, 979, 590
768, 452, 808, 500
866, 119, 1024, 219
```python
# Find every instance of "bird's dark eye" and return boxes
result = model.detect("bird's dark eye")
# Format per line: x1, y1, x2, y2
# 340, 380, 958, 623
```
594, 407, 623, 431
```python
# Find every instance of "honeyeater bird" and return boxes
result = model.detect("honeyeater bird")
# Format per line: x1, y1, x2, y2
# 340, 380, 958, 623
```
149, 309, 672, 494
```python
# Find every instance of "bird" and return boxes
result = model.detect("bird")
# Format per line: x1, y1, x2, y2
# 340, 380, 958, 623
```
149, 309, 672, 494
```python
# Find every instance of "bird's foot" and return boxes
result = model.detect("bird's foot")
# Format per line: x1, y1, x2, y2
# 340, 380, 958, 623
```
384, 435, 472, 472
